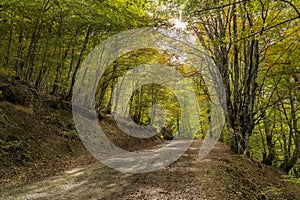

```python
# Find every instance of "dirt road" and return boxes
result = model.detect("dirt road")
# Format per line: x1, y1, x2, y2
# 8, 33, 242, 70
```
1, 140, 299, 200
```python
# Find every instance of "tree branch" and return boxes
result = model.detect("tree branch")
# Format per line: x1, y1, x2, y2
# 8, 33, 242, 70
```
234, 15, 300, 43
280, 0, 300, 17
192, 0, 249, 14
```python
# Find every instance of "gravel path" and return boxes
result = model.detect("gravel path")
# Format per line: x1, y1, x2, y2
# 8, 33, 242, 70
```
1, 140, 299, 200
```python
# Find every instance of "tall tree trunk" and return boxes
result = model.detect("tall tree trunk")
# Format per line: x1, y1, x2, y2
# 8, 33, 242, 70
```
65, 26, 81, 92
35, 28, 52, 89
66, 26, 92, 100
262, 110, 275, 165
5, 23, 13, 69
52, 25, 77, 95
25, 20, 42, 82
106, 62, 118, 114
281, 89, 300, 172
15, 32, 24, 76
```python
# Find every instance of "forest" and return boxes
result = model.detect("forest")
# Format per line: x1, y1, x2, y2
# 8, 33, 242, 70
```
0, 0, 299, 199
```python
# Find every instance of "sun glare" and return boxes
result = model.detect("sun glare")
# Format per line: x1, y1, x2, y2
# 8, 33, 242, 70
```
173, 19, 187, 29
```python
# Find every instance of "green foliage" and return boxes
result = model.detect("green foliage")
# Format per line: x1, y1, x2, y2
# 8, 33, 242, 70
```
283, 175, 300, 185
0, 0, 152, 93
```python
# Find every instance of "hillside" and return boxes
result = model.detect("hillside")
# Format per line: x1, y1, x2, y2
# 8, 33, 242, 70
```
0, 75, 161, 189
